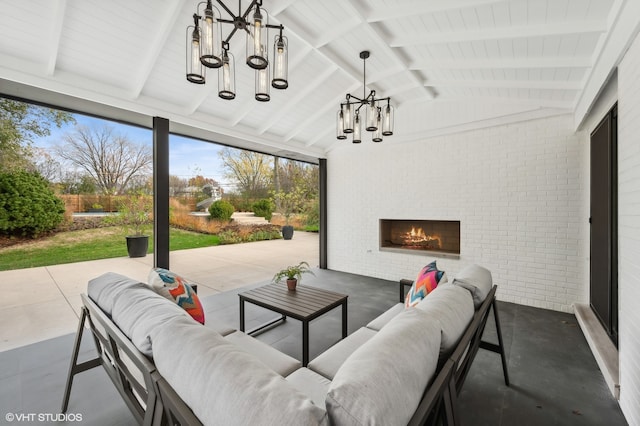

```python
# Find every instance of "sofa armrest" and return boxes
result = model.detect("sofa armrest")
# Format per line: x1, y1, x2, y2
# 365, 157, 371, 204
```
399, 279, 413, 303
79, 294, 159, 425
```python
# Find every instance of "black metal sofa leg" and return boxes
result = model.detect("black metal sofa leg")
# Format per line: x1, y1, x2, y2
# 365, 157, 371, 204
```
492, 299, 510, 386
61, 307, 101, 413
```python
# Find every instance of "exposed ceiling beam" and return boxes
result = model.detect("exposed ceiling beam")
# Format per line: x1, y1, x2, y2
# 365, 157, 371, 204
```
131, 0, 186, 99
410, 56, 594, 70
307, 124, 334, 148
366, 0, 508, 23
405, 94, 574, 110
390, 21, 608, 46
343, 0, 436, 101
45, 0, 67, 76
286, 80, 362, 143
424, 79, 583, 91
230, 45, 314, 126
257, 66, 339, 134
313, 16, 362, 48
269, 0, 299, 16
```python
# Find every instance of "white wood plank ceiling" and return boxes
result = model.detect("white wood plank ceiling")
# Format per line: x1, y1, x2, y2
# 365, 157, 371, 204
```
0, 0, 633, 160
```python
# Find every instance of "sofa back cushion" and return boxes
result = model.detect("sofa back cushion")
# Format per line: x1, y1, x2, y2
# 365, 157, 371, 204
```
416, 283, 474, 358
452, 264, 493, 309
111, 284, 191, 357
152, 316, 328, 426
87, 272, 143, 316
326, 308, 440, 426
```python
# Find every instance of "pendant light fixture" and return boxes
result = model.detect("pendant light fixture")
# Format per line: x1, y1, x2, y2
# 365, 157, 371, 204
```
186, 0, 289, 100
337, 51, 395, 143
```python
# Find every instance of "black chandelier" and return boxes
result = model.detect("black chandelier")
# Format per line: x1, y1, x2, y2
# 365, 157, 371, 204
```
337, 51, 394, 143
186, 0, 288, 101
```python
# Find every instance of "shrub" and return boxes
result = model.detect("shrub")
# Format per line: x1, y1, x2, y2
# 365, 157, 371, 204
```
303, 198, 320, 228
208, 200, 235, 221
0, 171, 65, 236
108, 193, 153, 236
252, 198, 274, 221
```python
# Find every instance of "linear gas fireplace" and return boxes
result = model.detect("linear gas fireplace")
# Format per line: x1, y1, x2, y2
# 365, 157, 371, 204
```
379, 219, 460, 258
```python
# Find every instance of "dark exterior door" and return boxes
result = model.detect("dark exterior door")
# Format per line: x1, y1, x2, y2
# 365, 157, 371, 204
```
590, 104, 618, 347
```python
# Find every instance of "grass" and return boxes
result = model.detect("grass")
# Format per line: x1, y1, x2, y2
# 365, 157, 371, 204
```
0, 227, 220, 271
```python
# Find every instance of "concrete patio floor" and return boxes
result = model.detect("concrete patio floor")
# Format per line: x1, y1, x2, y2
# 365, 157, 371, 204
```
0, 231, 319, 353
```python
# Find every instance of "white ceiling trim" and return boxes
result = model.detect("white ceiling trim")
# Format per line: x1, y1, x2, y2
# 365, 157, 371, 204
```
574, 0, 637, 129
423, 79, 583, 91
390, 21, 608, 47
130, 0, 186, 99
45, 0, 67, 77
410, 56, 594, 70
365, 0, 508, 23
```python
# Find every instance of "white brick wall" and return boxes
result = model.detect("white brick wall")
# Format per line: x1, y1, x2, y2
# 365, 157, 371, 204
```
617, 30, 640, 426
327, 114, 589, 313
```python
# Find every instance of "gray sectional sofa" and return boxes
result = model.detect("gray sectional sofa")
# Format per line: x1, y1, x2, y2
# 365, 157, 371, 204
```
62, 264, 508, 426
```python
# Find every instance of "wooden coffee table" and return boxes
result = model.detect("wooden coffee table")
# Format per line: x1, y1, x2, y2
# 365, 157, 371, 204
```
239, 283, 348, 366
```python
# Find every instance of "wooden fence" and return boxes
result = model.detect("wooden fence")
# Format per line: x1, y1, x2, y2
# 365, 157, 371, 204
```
59, 195, 198, 213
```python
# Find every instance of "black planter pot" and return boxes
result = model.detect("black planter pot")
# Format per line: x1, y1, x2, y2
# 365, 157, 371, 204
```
126, 235, 149, 258
282, 225, 294, 240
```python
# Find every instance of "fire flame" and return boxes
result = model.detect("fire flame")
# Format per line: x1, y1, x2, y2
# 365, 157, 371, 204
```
401, 227, 441, 248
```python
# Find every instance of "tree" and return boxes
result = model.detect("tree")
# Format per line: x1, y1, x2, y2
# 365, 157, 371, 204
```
0, 171, 65, 236
30, 147, 62, 182
0, 98, 74, 172
169, 175, 188, 196
218, 147, 273, 198
54, 124, 152, 195
188, 175, 219, 188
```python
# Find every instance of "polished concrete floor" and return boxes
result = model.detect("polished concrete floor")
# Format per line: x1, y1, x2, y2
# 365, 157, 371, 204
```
0, 231, 319, 352
0, 269, 627, 425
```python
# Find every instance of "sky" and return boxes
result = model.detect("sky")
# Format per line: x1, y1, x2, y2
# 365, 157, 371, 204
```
34, 112, 230, 187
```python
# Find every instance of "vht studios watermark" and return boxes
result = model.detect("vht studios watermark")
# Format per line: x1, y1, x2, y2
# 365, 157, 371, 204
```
5, 412, 83, 422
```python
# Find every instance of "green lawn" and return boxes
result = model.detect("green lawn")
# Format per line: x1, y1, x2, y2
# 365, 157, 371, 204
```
0, 227, 220, 271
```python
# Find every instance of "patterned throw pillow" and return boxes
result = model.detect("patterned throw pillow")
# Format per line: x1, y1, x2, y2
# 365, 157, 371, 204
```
405, 261, 447, 308
148, 268, 205, 324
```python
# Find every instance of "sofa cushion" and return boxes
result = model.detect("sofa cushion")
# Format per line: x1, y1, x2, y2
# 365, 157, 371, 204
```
307, 327, 377, 380
365, 302, 404, 331
405, 261, 447, 307
148, 267, 205, 324
224, 330, 301, 376
452, 264, 493, 309
87, 272, 143, 316
326, 308, 440, 426
152, 316, 328, 426
111, 284, 192, 357
416, 283, 474, 357
286, 367, 331, 409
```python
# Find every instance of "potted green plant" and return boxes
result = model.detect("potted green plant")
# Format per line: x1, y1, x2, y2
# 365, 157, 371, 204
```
109, 192, 153, 257
272, 261, 315, 291
272, 188, 304, 240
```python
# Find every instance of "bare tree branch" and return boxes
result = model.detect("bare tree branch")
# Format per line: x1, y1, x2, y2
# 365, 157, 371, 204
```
53, 125, 152, 195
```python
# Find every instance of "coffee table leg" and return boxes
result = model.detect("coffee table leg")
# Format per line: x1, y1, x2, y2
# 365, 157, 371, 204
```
342, 300, 348, 338
239, 297, 245, 332
303, 321, 309, 367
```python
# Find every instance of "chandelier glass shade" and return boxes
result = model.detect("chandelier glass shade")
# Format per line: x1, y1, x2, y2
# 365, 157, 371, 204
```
186, 0, 288, 101
337, 51, 394, 143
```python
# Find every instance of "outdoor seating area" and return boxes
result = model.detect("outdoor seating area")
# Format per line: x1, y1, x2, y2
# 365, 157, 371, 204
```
0, 253, 627, 425
2, 1, 640, 425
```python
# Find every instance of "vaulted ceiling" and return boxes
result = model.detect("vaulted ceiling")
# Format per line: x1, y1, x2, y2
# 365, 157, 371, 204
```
0, 0, 635, 162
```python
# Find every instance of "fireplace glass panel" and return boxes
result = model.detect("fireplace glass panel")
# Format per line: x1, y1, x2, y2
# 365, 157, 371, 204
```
379, 219, 460, 256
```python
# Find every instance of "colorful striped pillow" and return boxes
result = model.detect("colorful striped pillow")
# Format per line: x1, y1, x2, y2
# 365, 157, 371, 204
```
405, 261, 447, 308
148, 268, 205, 324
